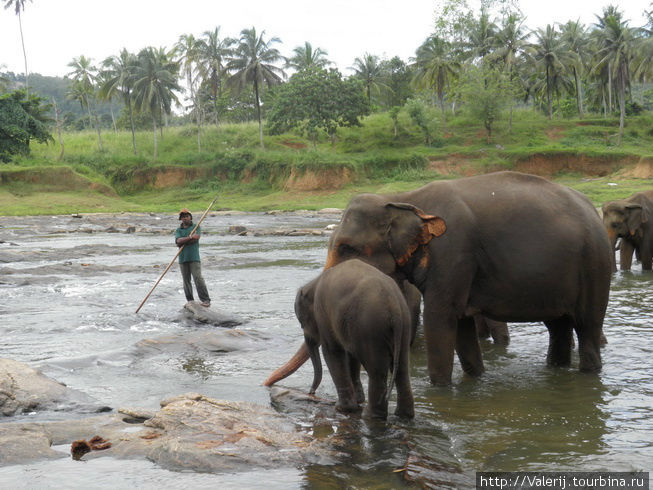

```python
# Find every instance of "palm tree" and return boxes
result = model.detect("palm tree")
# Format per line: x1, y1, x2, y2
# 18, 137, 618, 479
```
4, 0, 31, 97
132, 47, 181, 161
351, 53, 388, 105
67, 55, 103, 150
174, 34, 203, 151
100, 49, 139, 154
464, 7, 498, 63
560, 20, 589, 117
411, 35, 460, 126
196, 27, 235, 127
593, 7, 639, 144
529, 25, 573, 119
493, 13, 529, 128
227, 27, 285, 148
286, 42, 331, 71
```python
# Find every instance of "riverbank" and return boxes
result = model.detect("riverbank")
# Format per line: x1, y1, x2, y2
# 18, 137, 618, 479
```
2, 111, 652, 215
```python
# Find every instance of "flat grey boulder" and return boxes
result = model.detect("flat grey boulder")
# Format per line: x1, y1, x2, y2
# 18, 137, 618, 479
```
135, 329, 261, 355
182, 301, 244, 327
0, 358, 108, 417
0, 393, 332, 472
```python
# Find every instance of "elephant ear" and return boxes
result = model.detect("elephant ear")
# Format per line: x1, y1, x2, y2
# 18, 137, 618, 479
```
385, 202, 446, 266
625, 203, 644, 236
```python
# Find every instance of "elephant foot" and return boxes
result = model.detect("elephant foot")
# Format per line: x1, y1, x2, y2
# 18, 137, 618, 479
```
578, 352, 602, 373
394, 406, 415, 419
335, 401, 362, 414
364, 406, 389, 420
429, 374, 453, 386
459, 359, 485, 377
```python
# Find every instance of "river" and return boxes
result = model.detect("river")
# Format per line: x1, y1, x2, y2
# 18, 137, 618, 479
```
0, 212, 651, 489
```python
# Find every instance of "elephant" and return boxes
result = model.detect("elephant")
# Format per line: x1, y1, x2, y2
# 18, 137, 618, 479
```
268, 171, 612, 386
403, 281, 510, 346
266, 259, 414, 419
602, 190, 653, 272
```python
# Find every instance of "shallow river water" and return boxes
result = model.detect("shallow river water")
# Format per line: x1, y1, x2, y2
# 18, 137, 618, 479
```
0, 212, 651, 489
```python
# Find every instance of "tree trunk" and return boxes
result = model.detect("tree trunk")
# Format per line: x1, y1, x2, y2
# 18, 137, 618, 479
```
18, 12, 28, 98
608, 63, 613, 114
617, 66, 625, 146
127, 95, 138, 155
573, 66, 583, 118
546, 65, 552, 120
90, 100, 103, 152
152, 115, 158, 162
52, 97, 64, 161
254, 79, 264, 149
110, 107, 117, 132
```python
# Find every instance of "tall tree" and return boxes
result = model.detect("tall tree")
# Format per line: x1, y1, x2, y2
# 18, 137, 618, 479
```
351, 53, 388, 105
197, 27, 234, 127
174, 34, 203, 151
529, 25, 572, 119
493, 13, 528, 128
133, 47, 181, 161
464, 7, 497, 62
66, 55, 103, 150
227, 27, 285, 148
100, 49, 139, 154
286, 42, 331, 71
3, 0, 32, 97
560, 20, 589, 117
593, 7, 639, 144
412, 35, 460, 127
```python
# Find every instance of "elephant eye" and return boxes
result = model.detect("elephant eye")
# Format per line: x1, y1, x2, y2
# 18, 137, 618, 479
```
338, 243, 358, 258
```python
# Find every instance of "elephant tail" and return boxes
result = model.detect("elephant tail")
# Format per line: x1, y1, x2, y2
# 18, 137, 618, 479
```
385, 301, 405, 405
263, 342, 310, 386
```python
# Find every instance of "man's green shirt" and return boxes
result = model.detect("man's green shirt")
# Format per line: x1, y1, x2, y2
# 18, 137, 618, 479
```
175, 223, 201, 263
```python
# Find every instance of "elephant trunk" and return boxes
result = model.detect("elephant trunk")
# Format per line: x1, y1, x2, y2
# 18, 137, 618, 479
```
324, 248, 338, 270
263, 342, 310, 386
308, 342, 322, 394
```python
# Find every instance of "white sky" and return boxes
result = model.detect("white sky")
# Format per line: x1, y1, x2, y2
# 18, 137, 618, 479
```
0, 0, 651, 78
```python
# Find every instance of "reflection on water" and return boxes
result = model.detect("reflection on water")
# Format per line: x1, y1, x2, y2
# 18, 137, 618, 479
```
0, 213, 652, 488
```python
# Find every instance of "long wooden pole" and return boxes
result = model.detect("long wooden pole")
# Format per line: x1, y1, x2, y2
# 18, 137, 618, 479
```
135, 195, 219, 313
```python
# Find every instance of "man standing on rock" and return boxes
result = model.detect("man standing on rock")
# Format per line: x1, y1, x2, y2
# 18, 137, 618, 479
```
175, 208, 211, 307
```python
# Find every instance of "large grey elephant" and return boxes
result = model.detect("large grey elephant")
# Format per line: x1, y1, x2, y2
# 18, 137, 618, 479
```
266, 259, 414, 419
602, 190, 653, 272
268, 171, 611, 386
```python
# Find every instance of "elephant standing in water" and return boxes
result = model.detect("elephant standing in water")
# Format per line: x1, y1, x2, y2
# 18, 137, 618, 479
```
267, 259, 414, 419
269, 172, 611, 386
602, 190, 653, 271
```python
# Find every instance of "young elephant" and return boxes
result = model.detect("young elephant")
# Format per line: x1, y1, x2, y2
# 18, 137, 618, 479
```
295, 259, 414, 419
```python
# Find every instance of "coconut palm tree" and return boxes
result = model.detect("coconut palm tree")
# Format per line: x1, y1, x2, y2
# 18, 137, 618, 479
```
350, 53, 388, 105
464, 7, 498, 63
132, 47, 181, 161
411, 35, 460, 126
67, 55, 103, 150
174, 34, 203, 151
559, 20, 590, 117
100, 49, 139, 154
4, 0, 31, 97
493, 13, 529, 128
529, 25, 573, 119
196, 27, 235, 127
227, 27, 285, 148
593, 7, 639, 144
286, 42, 331, 71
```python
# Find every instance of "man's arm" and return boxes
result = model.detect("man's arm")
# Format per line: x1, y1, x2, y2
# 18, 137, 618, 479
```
176, 233, 200, 247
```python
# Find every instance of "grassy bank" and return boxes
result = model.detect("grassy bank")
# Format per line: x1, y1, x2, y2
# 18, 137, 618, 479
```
1, 110, 652, 215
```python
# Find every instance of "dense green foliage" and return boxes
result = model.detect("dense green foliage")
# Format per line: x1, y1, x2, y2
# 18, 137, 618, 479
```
0, 89, 53, 162
267, 67, 369, 147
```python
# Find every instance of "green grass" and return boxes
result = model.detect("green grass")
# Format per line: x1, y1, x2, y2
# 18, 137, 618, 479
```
1, 110, 652, 215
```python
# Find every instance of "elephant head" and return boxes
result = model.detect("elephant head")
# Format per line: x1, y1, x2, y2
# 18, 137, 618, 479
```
602, 200, 648, 270
324, 194, 446, 276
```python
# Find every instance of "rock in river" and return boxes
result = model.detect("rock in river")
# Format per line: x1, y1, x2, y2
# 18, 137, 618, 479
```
182, 301, 244, 327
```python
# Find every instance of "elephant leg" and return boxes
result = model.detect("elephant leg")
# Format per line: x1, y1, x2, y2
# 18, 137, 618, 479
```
348, 355, 365, 404
423, 306, 457, 385
489, 320, 510, 346
365, 368, 389, 419
394, 344, 415, 418
321, 344, 360, 413
640, 243, 652, 270
544, 317, 573, 367
474, 315, 490, 340
456, 316, 485, 377
619, 240, 635, 271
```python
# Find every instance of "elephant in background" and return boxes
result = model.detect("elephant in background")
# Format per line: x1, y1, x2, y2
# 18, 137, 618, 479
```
602, 190, 653, 271
266, 259, 414, 419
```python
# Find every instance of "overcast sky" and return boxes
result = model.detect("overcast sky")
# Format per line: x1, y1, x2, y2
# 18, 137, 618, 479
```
1, 0, 651, 78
